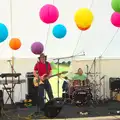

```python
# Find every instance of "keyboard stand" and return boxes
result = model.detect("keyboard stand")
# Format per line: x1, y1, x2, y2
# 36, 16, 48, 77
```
0, 73, 21, 104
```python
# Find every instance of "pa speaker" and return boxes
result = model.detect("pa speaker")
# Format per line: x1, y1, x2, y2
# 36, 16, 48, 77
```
44, 98, 64, 118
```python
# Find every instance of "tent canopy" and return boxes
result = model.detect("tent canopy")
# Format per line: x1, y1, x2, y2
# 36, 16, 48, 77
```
0, 0, 119, 59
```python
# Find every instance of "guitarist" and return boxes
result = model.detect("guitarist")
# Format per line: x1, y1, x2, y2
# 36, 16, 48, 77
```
33, 53, 53, 114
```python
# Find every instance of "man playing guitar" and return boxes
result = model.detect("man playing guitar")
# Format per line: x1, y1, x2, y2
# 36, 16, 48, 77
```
33, 53, 53, 114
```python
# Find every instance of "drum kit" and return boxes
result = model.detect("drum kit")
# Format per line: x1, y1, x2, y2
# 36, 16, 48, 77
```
62, 79, 94, 106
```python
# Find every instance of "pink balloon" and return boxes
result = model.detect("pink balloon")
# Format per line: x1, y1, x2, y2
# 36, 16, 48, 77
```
111, 12, 120, 27
39, 4, 59, 24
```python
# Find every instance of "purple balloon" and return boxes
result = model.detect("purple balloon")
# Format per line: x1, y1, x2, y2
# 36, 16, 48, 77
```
31, 42, 44, 54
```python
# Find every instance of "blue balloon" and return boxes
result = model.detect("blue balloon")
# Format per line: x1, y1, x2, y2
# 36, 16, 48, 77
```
0, 23, 8, 43
52, 24, 67, 39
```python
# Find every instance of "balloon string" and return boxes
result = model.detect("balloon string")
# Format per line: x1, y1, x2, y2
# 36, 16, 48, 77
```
72, 31, 83, 56
10, 0, 13, 38
44, 25, 50, 53
89, 0, 94, 9
53, 0, 55, 4
72, 0, 94, 57
99, 28, 119, 57
10, 0, 14, 59
44, 0, 54, 54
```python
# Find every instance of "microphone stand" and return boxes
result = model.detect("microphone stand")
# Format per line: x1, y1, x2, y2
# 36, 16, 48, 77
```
7, 57, 16, 104
53, 54, 85, 98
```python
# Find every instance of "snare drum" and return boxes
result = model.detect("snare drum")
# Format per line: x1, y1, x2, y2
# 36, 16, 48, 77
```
73, 79, 89, 89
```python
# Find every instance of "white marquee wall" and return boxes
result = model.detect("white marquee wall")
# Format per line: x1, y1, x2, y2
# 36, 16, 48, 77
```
0, 58, 120, 103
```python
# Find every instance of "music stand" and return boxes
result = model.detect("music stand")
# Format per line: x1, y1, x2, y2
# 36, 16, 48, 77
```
53, 53, 85, 98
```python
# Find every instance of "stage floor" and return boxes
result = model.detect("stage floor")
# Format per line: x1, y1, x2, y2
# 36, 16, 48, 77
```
1, 100, 120, 120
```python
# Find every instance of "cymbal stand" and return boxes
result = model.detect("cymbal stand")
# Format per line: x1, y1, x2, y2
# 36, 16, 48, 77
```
88, 58, 101, 103
53, 54, 85, 98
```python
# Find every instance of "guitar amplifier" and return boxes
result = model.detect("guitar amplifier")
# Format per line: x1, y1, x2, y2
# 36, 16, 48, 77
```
26, 72, 34, 94
109, 77, 120, 91
109, 77, 120, 100
0, 90, 3, 117
26, 72, 37, 106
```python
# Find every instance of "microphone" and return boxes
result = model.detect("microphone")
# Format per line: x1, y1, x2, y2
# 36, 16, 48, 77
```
7, 60, 11, 62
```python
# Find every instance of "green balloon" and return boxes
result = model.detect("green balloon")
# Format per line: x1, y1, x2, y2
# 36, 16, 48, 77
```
112, 0, 120, 12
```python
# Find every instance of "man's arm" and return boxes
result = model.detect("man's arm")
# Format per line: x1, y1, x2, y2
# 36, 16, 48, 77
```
33, 70, 38, 78
33, 63, 39, 78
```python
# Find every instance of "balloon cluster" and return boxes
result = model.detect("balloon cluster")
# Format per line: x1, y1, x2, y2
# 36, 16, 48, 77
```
111, 0, 120, 27
31, 4, 67, 55
74, 8, 94, 31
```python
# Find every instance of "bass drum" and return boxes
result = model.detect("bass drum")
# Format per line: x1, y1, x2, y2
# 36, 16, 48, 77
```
72, 89, 92, 105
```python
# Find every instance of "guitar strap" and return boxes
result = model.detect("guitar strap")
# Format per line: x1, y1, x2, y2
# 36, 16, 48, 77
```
45, 61, 49, 75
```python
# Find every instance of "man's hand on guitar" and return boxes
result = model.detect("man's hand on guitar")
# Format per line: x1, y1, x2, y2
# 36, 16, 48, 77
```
40, 74, 49, 81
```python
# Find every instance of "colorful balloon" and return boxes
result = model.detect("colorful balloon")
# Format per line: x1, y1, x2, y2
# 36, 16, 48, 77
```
9, 38, 21, 50
111, 0, 120, 12
0, 23, 8, 43
74, 8, 93, 28
77, 24, 91, 31
31, 42, 44, 54
52, 24, 67, 39
39, 4, 59, 24
111, 12, 120, 27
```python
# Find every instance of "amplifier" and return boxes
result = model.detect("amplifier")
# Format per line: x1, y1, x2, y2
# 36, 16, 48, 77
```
0, 90, 3, 117
109, 77, 120, 91
26, 72, 34, 94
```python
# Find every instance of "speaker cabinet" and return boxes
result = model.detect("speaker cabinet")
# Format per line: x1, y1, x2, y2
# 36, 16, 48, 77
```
109, 77, 120, 100
26, 72, 34, 94
26, 72, 37, 106
0, 90, 3, 117
109, 77, 120, 91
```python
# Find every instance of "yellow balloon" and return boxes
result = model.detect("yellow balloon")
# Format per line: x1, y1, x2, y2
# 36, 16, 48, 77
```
74, 8, 93, 28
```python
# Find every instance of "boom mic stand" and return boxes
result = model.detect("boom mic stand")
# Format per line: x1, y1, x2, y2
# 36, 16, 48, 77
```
53, 53, 85, 98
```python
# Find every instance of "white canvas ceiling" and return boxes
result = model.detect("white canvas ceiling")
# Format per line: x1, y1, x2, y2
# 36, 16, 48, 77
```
0, 0, 119, 59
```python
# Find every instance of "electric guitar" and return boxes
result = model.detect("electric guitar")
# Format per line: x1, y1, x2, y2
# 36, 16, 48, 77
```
33, 71, 68, 87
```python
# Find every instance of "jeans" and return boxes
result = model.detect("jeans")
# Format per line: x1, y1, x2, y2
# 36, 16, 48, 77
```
35, 80, 53, 110
62, 81, 68, 92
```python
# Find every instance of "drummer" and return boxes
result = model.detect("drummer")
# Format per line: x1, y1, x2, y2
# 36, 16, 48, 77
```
67, 68, 88, 93
74, 68, 87, 84
62, 68, 87, 92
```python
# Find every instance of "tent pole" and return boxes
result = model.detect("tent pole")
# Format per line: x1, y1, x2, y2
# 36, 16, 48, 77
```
57, 59, 60, 98
11, 56, 14, 102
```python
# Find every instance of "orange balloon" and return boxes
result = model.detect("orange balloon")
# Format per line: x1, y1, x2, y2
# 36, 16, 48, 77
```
9, 38, 21, 50
77, 24, 91, 31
